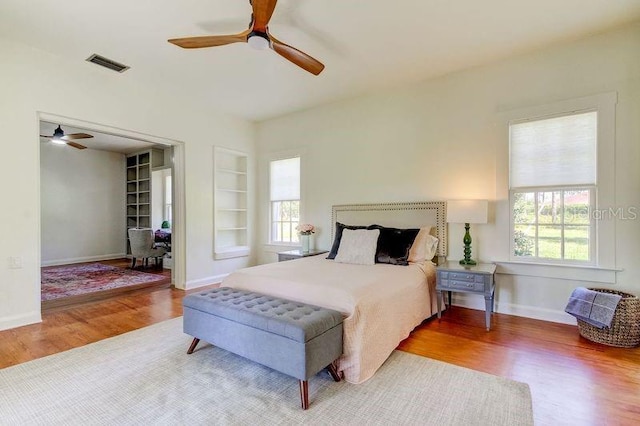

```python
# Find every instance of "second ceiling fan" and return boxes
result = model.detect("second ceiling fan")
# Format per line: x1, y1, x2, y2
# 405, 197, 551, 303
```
40, 125, 93, 150
168, 0, 325, 76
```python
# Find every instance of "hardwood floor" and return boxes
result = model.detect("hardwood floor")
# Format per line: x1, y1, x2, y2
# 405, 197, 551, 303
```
398, 306, 640, 425
1, 288, 639, 424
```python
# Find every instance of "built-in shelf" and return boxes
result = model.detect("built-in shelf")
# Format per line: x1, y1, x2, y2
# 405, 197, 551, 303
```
215, 245, 250, 260
217, 188, 247, 193
214, 147, 249, 260
217, 168, 247, 175
125, 149, 165, 255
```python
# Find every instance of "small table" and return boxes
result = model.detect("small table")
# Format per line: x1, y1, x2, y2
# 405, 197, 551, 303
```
277, 249, 328, 262
154, 229, 171, 250
436, 261, 497, 330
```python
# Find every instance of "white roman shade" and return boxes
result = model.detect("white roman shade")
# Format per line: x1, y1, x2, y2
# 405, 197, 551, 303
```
270, 157, 300, 201
510, 111, 597, 188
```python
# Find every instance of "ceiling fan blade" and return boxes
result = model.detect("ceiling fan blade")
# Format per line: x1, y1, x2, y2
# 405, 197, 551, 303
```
40, 134, 52, 138
66, 141, 88, 150
269, 35, 325, 76
61, 133, 93, 141
252, 0, 278, 30
168, 31, 249, 49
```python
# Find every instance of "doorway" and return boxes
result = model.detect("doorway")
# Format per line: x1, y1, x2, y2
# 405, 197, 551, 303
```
38, 114, 186, 309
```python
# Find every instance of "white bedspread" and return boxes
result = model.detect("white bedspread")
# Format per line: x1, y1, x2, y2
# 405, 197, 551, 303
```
222, 255, 438, 384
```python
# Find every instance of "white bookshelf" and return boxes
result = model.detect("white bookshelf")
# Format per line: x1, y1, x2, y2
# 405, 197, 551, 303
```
126, 149, 165, 255
214, 147, 249, 259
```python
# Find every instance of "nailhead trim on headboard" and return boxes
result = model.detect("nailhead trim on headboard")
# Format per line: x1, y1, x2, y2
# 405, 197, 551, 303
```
331, 201, 447, 259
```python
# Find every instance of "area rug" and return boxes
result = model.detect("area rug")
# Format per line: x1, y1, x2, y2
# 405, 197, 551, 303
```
0, 318, 533, 425
41, 263, 167, 301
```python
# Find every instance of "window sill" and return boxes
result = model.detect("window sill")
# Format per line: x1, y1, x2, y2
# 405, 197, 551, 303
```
495, 260, 622, 284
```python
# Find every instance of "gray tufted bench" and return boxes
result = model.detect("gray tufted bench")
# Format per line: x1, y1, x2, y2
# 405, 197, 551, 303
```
182, 287, 344, 409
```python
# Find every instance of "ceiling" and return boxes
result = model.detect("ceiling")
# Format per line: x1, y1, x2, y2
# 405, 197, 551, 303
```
3, 0, 640, 121
39, 122, 157, 154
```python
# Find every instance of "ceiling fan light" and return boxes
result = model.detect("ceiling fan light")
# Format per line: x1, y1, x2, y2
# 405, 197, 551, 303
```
51, 138, 66, 145
247, 33, 269, 50
52, 125, 65, 140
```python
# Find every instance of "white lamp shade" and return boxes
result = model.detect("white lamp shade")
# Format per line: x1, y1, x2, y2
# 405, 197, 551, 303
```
447, 200, 488, 224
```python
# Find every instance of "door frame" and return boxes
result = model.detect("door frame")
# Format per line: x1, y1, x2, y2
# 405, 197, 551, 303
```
37, 112, 187, 294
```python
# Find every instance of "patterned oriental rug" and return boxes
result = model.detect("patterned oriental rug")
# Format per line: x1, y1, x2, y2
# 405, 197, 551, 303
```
41, 263, 167, 301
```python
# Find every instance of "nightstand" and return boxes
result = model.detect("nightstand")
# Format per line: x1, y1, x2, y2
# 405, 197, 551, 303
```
436, 261, 497, 330
277, 249, 328, 262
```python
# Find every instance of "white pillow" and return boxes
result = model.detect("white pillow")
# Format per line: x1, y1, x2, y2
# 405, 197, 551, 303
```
334, 229, 380, 265
408, 227, 439, 263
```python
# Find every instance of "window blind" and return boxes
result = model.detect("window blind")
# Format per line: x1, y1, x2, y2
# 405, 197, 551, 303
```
510, 111, 597, 188
270, 157, 300, 201
165, 175, 172, 204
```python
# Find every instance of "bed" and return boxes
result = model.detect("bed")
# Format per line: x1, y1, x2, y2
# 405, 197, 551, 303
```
222, 201, 447, 384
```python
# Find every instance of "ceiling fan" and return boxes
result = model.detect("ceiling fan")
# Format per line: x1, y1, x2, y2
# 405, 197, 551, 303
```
168, 0, 325, 76
40, 125, 93, 149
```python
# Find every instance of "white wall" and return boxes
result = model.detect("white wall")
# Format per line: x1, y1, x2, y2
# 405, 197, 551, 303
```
40, 144, 125, 265
256, 23, 640, 324
0, 38, 256, 331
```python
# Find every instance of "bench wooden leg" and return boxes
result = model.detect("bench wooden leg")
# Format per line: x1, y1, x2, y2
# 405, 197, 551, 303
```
299, 380, 309, 410
327, 362, 341, 382
187, 338, 200, 354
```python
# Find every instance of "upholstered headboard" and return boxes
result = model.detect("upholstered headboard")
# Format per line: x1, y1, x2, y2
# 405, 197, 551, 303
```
331, 201, 447, 260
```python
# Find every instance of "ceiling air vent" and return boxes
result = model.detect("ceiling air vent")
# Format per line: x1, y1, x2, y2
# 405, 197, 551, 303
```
86, 54, 130, 73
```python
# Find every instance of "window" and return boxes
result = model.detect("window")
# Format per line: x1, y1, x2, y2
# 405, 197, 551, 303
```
512, 189, 593, 261
510, 111, 597, 263
165, 175, 172, 224
270, 157, 300, 244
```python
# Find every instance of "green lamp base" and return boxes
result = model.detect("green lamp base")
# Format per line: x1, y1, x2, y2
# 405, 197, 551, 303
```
459, 222, 477, 266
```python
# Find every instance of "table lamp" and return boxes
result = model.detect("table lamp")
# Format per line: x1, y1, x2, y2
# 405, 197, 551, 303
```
447, 200, 488, 266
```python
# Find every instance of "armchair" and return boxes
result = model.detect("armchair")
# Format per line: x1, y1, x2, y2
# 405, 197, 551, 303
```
128, 228, 167, 269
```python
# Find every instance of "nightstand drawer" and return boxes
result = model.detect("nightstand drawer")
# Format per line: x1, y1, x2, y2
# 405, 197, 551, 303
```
438, 279, 484, 292
448, 272, 484, 283
278, 254, 299, 262
277, 250, 328, 262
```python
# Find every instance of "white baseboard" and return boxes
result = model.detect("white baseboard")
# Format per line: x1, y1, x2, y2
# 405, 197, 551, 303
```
0, 311, 42, 332
41, 253, 127, 267
451, 293, 576, 325
185, 273, 228, 291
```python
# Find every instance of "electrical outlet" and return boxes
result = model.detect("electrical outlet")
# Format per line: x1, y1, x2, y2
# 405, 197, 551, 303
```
8, 256, 22, 269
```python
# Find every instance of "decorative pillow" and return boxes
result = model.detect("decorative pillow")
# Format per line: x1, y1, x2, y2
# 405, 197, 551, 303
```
423, 234, 439, 261
408, 227, 439, 263
326, 222, 369, 259
334, 229, 380, 265
370, 225, 420, 266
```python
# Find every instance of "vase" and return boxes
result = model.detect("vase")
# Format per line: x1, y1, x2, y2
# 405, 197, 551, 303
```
301, 234, 310, 254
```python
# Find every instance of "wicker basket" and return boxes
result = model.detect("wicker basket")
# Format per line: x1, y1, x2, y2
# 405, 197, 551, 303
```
577, 288, 640, 348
